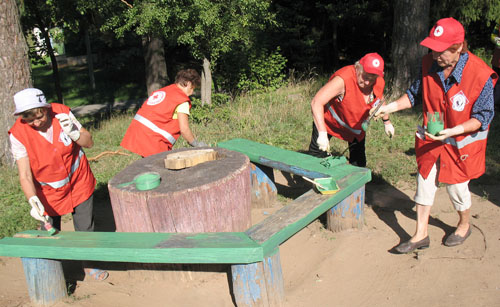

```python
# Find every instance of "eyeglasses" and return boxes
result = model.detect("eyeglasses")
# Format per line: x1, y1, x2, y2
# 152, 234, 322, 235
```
22, 112, 46, 125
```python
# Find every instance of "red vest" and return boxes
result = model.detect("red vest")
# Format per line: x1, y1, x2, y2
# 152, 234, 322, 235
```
9, 103, 96, 215
416, 52, 497, 184
121, 84, 191, 157
323, 65, 385, 142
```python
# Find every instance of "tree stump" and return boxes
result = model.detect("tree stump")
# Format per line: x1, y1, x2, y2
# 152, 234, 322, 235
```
326, 186, 365, 232
108, 147, 251, 280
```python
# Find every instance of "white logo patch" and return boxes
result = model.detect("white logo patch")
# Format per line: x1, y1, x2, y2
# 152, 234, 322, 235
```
450, 91, 469, 112
59, 131, 72, 146
372, 59, 380, 67
147, 91, 166, 106
434, 26, 444, 37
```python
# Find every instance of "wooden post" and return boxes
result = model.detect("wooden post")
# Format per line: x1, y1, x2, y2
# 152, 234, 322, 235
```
326, 186, 365, 232
231, 248, 284, 307
21, 258, 67, 306
250, 163, 277, 208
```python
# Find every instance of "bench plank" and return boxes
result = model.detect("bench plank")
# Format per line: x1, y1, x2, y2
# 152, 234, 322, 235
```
218, 138, 348, 178
0, 231, 263, 264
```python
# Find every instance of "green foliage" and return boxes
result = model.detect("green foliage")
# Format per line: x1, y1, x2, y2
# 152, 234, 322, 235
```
189, 95, 232, 125
237, 47, 288, 92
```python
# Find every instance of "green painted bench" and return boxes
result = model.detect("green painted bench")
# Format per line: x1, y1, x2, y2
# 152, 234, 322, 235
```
0, 138, 370, 306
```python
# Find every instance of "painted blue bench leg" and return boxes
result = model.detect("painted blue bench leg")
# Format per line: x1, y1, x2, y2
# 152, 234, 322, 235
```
21, 258, 67, 305
250, 163, 277, 208
326, 185, 365, 232
231, 248, 284, 306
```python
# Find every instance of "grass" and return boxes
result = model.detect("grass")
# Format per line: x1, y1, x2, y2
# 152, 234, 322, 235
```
1, 65, 499, 238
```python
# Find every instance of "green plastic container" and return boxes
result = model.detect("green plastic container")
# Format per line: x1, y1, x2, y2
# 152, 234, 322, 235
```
118, 172, 161, 191
313, 177, 339, 195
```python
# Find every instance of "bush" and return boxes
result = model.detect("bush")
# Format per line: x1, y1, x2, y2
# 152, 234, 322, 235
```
237, 47, 288, 92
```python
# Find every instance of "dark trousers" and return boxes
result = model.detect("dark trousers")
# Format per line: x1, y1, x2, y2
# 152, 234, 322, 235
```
307, 123, 367, 167
42, 195, 95, 232
493, 66, 500, 109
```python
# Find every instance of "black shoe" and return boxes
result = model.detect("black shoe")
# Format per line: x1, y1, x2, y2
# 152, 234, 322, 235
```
444, 225, 472, 247
395, 236, 430, 254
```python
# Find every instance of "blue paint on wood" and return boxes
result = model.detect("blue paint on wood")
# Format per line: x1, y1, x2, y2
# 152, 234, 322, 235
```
231, 262, 264, 305
329, 186, 364, 220
258, 157, 328, 179
22, 258, 67, 305
250, 164, 277, 192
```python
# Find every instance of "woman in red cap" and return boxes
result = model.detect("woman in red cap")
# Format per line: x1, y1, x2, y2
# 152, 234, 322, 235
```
372, 17, 497, 253
308, 52, 393, 167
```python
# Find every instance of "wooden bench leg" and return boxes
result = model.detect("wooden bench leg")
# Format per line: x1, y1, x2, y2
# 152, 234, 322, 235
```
326, 185, 365, 232
250, 163, 277, 208
21, 258, 67, 305
231, 248, 284, 306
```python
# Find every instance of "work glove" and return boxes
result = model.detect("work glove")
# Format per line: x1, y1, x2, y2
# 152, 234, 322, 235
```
384, 121, 395, 138
29, 196, 47, 222
495, 37, 500, 47
370, 102, 398, 120
425, 125, 464, 141
189, 139, 208, 147
55, 113, 80, 141
317, 131, 330, 152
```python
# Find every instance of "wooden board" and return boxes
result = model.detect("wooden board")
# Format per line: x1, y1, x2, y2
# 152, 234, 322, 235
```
0, 231, 263, 264
164, 149, 217, 169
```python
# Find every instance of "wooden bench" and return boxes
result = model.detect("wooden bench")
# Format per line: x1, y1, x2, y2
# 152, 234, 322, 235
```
0, 138, 370, 306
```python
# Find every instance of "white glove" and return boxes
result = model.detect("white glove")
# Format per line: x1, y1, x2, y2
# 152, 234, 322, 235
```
384, 121, 395, 138
371, 102, 398, 120
425, 125, 464, 141
189, 139, 208, 147
317, 131, 330, 152
495, 37, 500, 47
29, 196, 47, 222
55, 113, 80, 141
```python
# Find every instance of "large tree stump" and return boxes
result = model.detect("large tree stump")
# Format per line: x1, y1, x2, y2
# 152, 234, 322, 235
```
108, 147, 251, 280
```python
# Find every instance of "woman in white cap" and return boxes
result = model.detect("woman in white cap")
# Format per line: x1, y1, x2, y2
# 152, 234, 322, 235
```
372, 17, 497, 253
308, 52, 393, 167
8, 88, 108, 280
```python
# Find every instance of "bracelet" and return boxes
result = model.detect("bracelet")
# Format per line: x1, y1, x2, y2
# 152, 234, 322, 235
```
382, 118, 390, 122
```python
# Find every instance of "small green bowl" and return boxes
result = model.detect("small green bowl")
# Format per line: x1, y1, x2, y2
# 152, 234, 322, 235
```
134, 172, 161, 191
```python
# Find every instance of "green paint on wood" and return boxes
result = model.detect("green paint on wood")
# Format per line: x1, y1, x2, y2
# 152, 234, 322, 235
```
218, 138, 353, 180
0, 231, 262, 264
0, 139, 371, 264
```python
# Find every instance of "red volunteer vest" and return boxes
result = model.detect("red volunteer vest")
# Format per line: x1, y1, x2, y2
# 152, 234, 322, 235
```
416, 52, 497, 184
323, 65, 385, 142
9, 103, 96, 216
121, 84, 191, 157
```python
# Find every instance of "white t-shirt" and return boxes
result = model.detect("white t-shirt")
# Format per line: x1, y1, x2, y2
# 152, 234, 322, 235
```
10, 111, 82, 160
172, 102, 190, 119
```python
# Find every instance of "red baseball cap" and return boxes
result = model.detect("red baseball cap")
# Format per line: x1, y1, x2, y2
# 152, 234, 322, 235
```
359, 53, 384, 77
420, 17, 464, 52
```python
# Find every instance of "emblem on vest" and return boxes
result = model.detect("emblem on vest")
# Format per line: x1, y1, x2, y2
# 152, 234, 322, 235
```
450, 91, 469, 112
59, 131, 72, 146
147, 91, 166, 106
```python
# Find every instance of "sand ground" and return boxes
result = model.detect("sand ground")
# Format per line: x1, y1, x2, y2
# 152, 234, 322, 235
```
1, 171, 500, 307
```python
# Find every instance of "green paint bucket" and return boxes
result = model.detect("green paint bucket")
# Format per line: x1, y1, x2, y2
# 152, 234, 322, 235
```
118, 172, 161, 191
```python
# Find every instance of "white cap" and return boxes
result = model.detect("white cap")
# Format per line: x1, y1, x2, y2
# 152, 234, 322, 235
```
13, 88, 51, 115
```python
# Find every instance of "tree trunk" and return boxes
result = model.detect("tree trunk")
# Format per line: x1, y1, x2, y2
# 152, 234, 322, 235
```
201, 57, 212, 105
39, 25, 64, 104
331, 20, 339, 69
390, 0, 430, 98
84, 27, 96, 104
142, 35, 168, 96
0, 0, 33, 165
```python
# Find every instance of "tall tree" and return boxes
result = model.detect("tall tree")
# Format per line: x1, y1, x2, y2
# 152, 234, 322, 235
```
0, 0, 33, 165
390, 0, 430, 98
21, 0, 73, 104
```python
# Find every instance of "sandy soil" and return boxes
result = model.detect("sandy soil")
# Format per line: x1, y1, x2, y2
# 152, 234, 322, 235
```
1, 172, 500, 307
